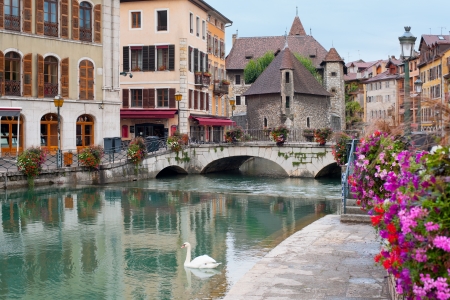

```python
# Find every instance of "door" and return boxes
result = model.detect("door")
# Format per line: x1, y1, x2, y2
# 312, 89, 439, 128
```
40, 113, 58, 154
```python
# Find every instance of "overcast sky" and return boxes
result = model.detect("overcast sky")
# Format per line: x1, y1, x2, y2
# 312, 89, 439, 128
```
207, 0, 448, 63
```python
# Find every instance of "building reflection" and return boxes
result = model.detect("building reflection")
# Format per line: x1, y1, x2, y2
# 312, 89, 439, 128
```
0, 187, 338, 298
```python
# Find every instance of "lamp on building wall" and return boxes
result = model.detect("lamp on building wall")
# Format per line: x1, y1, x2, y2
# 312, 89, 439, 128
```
229, 97, 236, 117
414, 78, 423, 131
120, 72, 133, 78
53, 95, 64, 168
398, 26, 417, 138
175, 91, 183, 132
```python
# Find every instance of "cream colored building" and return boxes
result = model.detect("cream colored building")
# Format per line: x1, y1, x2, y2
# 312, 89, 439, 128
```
119, 0, 231, 143
0, 0, 121, 155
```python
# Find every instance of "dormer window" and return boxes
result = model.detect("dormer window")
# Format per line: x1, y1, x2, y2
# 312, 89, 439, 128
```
285, 72, 290, 83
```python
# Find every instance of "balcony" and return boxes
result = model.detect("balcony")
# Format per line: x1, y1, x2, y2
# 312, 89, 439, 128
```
79, 27, 92, 42
194, 73, 210, 88
44, 21, 58, 37
44, 83, 59, 98
5, 80, 21, 96
213, 81, 229, 95
5, 14, 20, 31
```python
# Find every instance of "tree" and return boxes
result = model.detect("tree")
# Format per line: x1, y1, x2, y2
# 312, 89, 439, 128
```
244, 51, 275, 84
294, 54, 322, 85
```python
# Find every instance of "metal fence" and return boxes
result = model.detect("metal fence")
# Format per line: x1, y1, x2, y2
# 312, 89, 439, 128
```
342, 139, 359, 214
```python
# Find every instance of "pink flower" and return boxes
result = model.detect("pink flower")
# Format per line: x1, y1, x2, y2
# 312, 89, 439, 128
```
433, 236, 450, 252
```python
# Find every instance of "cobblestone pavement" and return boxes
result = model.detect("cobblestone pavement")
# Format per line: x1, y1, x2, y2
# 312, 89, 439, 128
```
223, 215, 390, 300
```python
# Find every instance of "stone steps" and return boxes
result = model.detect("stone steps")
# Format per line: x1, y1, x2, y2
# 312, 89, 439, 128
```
341, 192, 371, 224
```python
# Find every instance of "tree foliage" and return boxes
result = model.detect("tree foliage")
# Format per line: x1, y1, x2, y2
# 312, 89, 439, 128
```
243, 51, 275, 84
294, 54, 323, 85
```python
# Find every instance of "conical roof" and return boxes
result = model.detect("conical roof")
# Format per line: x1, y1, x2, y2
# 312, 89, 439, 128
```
289, 16, 306, 36
322, 48, 344, 63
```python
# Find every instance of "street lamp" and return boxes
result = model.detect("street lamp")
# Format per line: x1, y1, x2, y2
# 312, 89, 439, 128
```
414, 78, 423, 131
120, 71, 133, 78
228, 97, 236, 117
175, 91, 182, 132
53, 95, 64, 168
399, 26, 417, 139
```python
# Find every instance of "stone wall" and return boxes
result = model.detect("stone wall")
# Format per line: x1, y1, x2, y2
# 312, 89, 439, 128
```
323, 62, 345, 130
228, 70, 250, 116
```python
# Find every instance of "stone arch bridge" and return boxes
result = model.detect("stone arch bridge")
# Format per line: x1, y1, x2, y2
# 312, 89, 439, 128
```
139, 143, 338, 178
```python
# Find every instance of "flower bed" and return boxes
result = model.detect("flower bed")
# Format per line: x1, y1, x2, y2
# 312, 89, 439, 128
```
348, 131, 450, 299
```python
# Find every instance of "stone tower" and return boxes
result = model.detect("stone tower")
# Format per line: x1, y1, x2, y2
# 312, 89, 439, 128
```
321, 48, 346, 130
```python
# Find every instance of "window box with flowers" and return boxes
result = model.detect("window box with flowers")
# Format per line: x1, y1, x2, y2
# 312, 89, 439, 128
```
221, 79, 230, 86
78, 145, 104, 170
17, 146, 48, 187
159, 65, 167, 71
167, 132, 189, 152
225, 126, 243, 143
127, 137, 146, 169
302, 128, 315, 142
314, 128, 333, 146
270, 125, 289, 146
131, 66, 142, 71
203, 72, 211, 77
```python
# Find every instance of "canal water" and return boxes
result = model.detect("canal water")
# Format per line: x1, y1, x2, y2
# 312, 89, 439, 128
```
0, 173, 340, 299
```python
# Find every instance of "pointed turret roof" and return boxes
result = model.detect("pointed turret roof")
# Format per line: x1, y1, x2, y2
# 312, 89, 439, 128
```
289, 16, 306, 36
243, 47, 331, 97
320, 48, 345, 66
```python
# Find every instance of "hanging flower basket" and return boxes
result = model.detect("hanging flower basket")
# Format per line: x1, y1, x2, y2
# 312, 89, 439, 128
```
270, 125, 289, 146
314, 128, 332, 146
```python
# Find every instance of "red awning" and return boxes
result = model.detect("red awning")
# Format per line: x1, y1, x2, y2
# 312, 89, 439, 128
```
120, 109, 177, 119
0, 107, 22, 117
192, 117, 235, 126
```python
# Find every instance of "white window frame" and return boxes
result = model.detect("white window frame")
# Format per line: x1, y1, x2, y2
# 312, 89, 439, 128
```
202, 20, 206, 40
196, 16, 200, 37
129, 10, 143, 31
189, 12, 193, 34
155, 8, 169, 33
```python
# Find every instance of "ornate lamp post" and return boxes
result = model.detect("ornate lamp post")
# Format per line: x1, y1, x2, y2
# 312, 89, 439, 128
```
53, 95, 64, 168
228, 97, 236, 117
414, 78, 423, 131
175, 91, 182, 132
398, 26, 417, 139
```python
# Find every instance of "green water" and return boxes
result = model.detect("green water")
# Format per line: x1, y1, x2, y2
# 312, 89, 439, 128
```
0, 174, 340, 299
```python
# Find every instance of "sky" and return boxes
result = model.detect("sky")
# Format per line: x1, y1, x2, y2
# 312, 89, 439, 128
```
206, 0, 448, 63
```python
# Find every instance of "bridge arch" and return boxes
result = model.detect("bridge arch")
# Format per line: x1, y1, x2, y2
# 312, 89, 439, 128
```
156, 165, 188, 177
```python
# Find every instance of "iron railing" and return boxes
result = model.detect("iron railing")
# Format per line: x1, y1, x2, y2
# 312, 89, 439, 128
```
5, 14, 20, 31
44, 82, 59, 97
342, 139, 358, 214
5, 80, 21, 96
44, 21, 58, 37
79, 27, 92, 42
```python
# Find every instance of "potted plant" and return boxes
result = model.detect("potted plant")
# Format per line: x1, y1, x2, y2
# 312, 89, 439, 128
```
17, 146, 48, 187
159, 65, 166, 71
331, 132, 351, 165
131, 66, 141, 71
224, 126, 243, 143
221, 79, 230, 85
203, 71, 211, 77
167, 132, 189, 152
208, 46, 212, 52
314, 128, 333, 146
270, 125, 289, 146
127, 136, 146, 167
78, 145, 104, 170
302, 128, 315, 142
221, 51, 225, 57
194, 70, 202, 76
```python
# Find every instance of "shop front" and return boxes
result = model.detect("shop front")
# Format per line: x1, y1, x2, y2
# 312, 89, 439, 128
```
189, 114, 235, 143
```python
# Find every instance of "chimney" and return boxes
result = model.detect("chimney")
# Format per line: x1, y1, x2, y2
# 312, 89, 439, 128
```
391, 55, 396, 59
232, 31, 238, 45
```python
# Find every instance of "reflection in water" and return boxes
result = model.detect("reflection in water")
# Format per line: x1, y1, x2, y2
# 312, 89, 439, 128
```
0, 175, 340, 299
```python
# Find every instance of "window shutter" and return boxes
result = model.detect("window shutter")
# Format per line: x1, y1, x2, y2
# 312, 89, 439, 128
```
205, 54, 209, 70
149, 45, 155, 71
94, 4, 101, 43
168, 44, 175, 71
169, 88, 175, 108
188, 46, 192, 72
61, 58, 69, 98
142, 46, 149, 71
0, 51, 4, 96
0, 0, 3, 29
22, 0, 32, 33
37, 54, 44, 98
36, 0, 44, 35
206, 93, 209, 111
194, 48, 198, 72
188, 90, 192, 109
194, 90, 198, 110
122, 46, 129, 72
87, 61, 94, 100
143, 89, 150, 108
200, 52, 204, 72
200, 92, 204, 110
23, 54, 32, 97
72, 0, 79, 40
122, 89, 129, 108
60, 0, 69, 38
149, 88, 155, 108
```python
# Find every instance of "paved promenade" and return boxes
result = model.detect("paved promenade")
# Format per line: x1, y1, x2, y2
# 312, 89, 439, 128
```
223, 215, 390, 300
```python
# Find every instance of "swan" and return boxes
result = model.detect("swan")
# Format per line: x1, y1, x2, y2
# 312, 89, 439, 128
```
181, 242, 221, 269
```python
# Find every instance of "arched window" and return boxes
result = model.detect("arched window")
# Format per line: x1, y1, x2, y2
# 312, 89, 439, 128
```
5, 52, 21, 96
76, 114, 94, 150
40, 113, 59, 153
44, 0, 58, 36
44, 56, 58, 97
79, 60, 94, 100
4, 0, 21, 31
0, 115, 23, 155
79, 2, 92, 42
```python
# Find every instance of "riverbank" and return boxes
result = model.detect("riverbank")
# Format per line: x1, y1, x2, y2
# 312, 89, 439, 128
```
223, 215, 390, 299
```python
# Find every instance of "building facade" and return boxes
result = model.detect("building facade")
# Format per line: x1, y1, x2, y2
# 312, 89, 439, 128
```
119, 0, 231, 143
0, 0, 120, 155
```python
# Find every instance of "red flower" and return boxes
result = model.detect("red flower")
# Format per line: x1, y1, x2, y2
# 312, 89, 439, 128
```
371, 215, 382, 226
374, 253, 382, 263
374, 206, 384, 214
387, 223, 397, 234
382, 259, 392, 269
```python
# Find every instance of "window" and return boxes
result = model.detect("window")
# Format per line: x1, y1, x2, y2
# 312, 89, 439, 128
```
79, 60, 94, 100
44, 0, 58, 36
79, 2, 92, 41
130, 89, 142, 107
4, 52, 21, 96
44, 56, 58, 98
76, 114, 94, 149
306, 117, 310, 128
131, 47, 143, 71
285, 96, 290, 108
264, 117, 267, 128
157, 10, 167, 31
196, 16, 199, 37
385, 80, 390, 88
331, 72, 337, 76
235, 75, 241, 85
1, 115, 23, 155
202, 20, 206, 39
131, 12, 141, 28
4, 0, 20, 31
157, 46, 169, 71
236, 96, 241, 106
285, 72, 290, 83
189, 13, 193, 34
40, 113, 58, 150
331, 88, 336, 93
157, 89, 169, 107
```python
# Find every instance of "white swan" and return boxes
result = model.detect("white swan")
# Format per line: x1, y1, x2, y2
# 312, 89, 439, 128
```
181, 242, 221, 269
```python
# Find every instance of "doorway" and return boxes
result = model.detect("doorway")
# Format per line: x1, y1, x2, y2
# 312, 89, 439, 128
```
135, 123, 165, 138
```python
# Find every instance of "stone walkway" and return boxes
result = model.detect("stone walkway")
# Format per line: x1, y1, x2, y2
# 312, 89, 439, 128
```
223, 215, 390, 300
